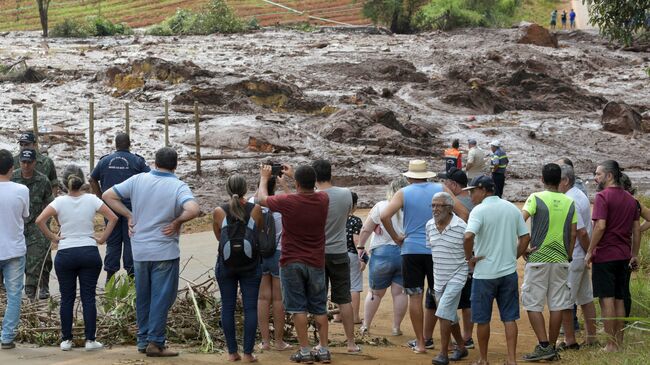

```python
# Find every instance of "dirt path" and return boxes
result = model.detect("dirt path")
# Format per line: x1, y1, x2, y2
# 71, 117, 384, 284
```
572, 0, 595, 29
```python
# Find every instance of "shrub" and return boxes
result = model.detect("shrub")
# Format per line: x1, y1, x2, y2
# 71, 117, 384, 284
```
145, 0, 248, 36
50, 18, 91, 37
414, 0, 519, 31
51, 16, 132, 37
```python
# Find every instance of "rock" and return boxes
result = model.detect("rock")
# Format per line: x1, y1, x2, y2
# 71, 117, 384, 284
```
517, 22, 558, 48
601, 101, 644, 134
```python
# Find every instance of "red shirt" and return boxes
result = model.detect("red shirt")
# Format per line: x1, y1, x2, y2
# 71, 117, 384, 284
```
266, 192, 329, 268
591, 186, 640, 263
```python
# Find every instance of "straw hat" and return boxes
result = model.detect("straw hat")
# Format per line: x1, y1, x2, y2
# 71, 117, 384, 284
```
402, 160, 436, 179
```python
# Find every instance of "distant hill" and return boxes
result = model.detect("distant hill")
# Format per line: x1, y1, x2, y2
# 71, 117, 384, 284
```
0, 0, 369, 32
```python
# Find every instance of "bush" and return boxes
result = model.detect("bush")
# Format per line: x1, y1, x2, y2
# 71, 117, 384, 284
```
51, 16, 132, 37
145, 0, 249, 36
414, 0, 519, 31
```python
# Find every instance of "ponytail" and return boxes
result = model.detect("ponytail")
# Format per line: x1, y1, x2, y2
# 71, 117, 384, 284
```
67, 175, 83, 192
226, 174, 248, 222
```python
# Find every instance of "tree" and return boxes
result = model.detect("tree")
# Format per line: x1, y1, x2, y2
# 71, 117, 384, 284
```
584, 0, 650, 46
36, 0, 52, 37
359, 0, 428, 33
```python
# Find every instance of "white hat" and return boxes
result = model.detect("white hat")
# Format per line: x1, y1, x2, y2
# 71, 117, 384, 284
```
489, 140, 501, 147
402, 160, 436, 179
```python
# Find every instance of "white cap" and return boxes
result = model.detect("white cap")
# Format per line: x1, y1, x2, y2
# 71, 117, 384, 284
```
489, 140, 501, 147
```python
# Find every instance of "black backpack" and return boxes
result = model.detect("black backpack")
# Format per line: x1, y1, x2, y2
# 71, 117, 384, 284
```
258, 209, 278, 258
219, 203, 259, 273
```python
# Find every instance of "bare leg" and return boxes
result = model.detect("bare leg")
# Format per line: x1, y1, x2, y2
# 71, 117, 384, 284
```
439, 318, 452, 356
338, 302, 357, 351
293, 313, 310, 348
351, 291, 361, 323
527, 311, 548, 342
408, 293, 426, 352
562, 308, 577, 345
314, 314, 329, 349
504, 321, 518, 365
614, 299, 626, 348
257, 275, 272, 349
599, 297, 618, 352
271, 277, 289, 349
362, 288, 386, 329
581, 302, 598, 344
424, 308, 437, 342
548, 310, 563, 345
450, 323, 465, 348
462, 308, 474, 341
391, 283, 408, 332
476, 323, 491, 364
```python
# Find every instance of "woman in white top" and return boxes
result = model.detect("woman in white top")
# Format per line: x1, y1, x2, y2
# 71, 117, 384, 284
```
36, 167, 117, 352
358, 177, 409, 336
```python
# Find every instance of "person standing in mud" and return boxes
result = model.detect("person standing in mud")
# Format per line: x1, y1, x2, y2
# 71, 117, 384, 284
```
489, 140, 508, 198
443, 139, 463, 173
90, 133, 150, 283
11, 149, 53, 301
570, 9, 577, 29
550, 9, 558, 30
465, 139, 485, 179
13, 132, 58, 195
561, 10, 568, 29
102, 147, 200, 357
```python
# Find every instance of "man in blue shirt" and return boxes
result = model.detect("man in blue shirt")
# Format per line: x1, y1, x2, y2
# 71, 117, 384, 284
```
103, 147, 199, 357
489, 140, 508, 198
91, 133, 150, 282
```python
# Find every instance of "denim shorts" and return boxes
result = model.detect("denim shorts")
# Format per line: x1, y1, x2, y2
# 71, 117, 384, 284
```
280, 262, 327, 315
434, 282, 465, 323
369, 245, 403, 290
261, 250, 280, 278
471, 272, 520, 324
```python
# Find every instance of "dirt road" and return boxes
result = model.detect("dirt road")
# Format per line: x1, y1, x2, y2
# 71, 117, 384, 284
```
572, 0, 595, 29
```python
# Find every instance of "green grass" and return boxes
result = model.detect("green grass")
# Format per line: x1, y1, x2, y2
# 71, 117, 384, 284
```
513, 0, 566, 26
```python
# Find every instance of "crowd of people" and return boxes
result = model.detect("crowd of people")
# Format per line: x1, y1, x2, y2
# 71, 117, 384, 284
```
1, 131, 649, 365
550, 9, 577, 30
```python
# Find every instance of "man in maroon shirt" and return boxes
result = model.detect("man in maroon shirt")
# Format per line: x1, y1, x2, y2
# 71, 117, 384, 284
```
586, 160, 640, 353
257, 163, 332, 363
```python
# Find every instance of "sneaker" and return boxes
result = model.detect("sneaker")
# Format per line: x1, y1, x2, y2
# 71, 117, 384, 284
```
432, 353, 450, 365
1, 342, 15, 350
408, 338, 435, 349
60, 340, 73, 351
315, 349, 332, 363
145, 342, 178, 357
522, 344, 558, 362
290, 350, 315, 364
556, 341, 580, 352
449, 347, 469, 361
85, 340, 103, 351
464, 338, 475, 349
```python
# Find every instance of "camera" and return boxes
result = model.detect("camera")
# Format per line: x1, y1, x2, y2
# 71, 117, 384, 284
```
271, 163, 283, 177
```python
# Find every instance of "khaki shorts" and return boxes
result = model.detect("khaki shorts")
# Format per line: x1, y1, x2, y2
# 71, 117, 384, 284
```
521, 262, 572, 312
568, 258, 593, 306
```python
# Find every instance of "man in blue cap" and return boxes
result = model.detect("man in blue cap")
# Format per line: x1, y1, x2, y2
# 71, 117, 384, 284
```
13, 131, 58, 195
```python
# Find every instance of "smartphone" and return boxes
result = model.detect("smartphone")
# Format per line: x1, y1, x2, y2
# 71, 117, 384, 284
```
271, 163, 283, 177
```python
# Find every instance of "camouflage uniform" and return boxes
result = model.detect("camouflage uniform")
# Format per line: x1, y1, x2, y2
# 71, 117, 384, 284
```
11, 169, 53, 292
13, 151, 58, 190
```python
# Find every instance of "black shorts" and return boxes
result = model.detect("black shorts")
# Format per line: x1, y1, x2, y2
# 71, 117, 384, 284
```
325, 253, 352, 305
458, 274, 473, 309
592, 259, 631, 300
402, 254, 436, 309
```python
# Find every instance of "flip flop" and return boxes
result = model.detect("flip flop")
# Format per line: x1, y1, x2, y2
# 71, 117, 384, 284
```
412, 348, 427, 354
276, 343, 292, 351
347, 345, 362, 353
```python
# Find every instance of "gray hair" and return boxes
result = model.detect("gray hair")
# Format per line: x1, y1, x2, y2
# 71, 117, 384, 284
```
433, 191, 454, 207
560, 165, 575, 187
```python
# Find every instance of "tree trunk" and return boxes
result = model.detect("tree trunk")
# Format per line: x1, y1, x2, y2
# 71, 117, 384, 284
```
36, 0, 49, 37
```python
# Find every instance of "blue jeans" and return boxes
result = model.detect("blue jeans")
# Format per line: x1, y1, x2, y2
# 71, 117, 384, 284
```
1, 256, 25, 344
216, 262, 262, 355
471, 272, 520, 324
104, 214, 133, 275
280, 262, 327, 315
55, 247, 102, 341
134, 259, 179, 348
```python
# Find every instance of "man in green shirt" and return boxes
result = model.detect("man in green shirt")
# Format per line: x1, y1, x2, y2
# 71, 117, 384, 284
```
521, 163, 577, 361
11, 149, 54, 300
13, 132, 58, 195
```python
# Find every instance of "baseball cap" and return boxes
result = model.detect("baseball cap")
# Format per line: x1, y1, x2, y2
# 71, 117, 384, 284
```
468, 139, 477, 145
437, 167, 468, 187
489, 140, 501, 147
18, 132, 36, 143
462, 175, 495, 191
19, 149, 36, 162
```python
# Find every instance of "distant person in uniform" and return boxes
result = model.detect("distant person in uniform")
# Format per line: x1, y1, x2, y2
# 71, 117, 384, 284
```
443, 139, 463, 173
465, 139, 485, 179
570, 9, 577, 29
11, 149, 53, 301
90, 133, 150, 282
550, 9, 558, 30
13, 132, 58, 195
489, 140, 508, 198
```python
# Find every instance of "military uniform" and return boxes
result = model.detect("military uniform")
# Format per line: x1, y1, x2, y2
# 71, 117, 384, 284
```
13, 151, 58, 190
11, 169, 53, 296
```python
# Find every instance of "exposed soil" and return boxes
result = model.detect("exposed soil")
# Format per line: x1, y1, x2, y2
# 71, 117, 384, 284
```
0, 26, 649, 213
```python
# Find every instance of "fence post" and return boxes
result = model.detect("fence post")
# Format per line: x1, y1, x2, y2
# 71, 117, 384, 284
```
89, 101, 95, 173
125, 102, 130, 135
32, 103, 38, 145
164, 100, 170, 147
194, 102, 201, 175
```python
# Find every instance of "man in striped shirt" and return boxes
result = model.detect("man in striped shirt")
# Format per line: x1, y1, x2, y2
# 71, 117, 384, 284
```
426, 192, 469, 365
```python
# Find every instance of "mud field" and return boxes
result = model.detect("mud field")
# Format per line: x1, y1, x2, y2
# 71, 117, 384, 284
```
1, 26, 649, 210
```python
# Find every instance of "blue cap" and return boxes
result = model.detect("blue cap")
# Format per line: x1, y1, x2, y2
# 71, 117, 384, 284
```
19, 149, 36, 162
463, 175, 494, 191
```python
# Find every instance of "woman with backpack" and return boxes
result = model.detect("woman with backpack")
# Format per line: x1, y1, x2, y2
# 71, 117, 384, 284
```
213, 174, 263, 362
254, 174, 292, 351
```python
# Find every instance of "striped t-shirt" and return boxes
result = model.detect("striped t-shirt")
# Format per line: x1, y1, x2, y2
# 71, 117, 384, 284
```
426, 214, 469, 292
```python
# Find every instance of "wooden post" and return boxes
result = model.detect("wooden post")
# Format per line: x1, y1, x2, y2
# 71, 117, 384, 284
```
164, 100, 170, 147
89, 102, 95, 172
194, 102, 201, 175
125, 102, 130, 135
32, 103, 38, 145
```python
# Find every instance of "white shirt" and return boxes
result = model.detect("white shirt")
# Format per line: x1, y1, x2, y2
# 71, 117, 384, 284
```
50, 194, 104, 250
427, 214, 468, 291
368, 200, 404, 250
0, 181, 30, 260
565, 186, 591, 260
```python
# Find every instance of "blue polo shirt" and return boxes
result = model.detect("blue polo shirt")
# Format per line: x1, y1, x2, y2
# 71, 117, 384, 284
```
91, 150, 150, 205
466, 196, 528, 279
113, 170, 195, 262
